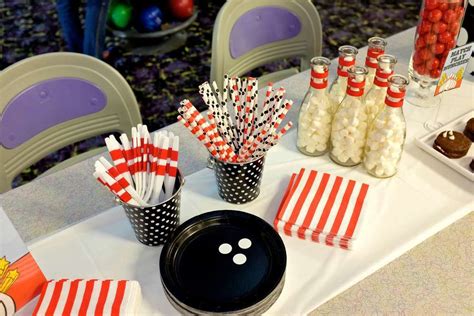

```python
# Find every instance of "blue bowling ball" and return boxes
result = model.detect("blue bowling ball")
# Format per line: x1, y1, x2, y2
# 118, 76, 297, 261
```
137, 5, 163, 32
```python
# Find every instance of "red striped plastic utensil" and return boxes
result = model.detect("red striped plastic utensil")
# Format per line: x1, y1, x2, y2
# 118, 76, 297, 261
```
93, 125, 181, 207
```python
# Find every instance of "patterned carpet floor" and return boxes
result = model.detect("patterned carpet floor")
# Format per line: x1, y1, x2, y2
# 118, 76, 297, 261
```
0, 0, 419, 187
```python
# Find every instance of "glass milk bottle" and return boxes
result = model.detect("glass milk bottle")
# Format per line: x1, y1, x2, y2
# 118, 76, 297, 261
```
363, 75, 409, 178
328, 45, 358, 106
297, 57, 333, 156
330, 66, 369, 167
363, 54, 397, 123
364, 37, 387, 94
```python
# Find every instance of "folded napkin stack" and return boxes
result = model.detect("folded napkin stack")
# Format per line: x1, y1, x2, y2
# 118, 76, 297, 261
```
274, 168, 370, 250
33, 279, 141, 316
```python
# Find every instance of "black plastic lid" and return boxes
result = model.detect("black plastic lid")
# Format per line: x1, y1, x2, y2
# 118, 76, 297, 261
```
160, 210, 286, 313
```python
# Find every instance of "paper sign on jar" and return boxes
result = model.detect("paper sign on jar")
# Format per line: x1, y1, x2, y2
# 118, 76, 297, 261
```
434, 43, 474, 96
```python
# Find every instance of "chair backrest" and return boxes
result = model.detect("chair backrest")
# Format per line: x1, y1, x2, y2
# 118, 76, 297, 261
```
0, 52, 142, 192
210, 0, 322, 87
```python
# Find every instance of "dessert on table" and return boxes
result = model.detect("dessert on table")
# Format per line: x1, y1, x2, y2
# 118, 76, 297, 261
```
433, 130, 471, 158
463, 117, 474, 142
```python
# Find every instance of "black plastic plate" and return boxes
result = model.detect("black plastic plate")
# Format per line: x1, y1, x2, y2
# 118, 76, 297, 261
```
160, 210, 286, 314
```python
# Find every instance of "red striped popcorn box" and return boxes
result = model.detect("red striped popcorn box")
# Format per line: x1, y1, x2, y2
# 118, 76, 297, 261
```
273, 168, 370, 250
33, 279, 141, 316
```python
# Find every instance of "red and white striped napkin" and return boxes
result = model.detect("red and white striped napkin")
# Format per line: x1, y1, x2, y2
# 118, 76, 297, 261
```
274, 168, 370, 250
32, 279, 141, 316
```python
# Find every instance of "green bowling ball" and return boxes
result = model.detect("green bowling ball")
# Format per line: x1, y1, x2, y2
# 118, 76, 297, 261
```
109, 2, 133, 29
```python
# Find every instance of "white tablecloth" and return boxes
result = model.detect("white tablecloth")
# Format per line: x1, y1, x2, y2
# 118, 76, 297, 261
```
21, 86, 473, 314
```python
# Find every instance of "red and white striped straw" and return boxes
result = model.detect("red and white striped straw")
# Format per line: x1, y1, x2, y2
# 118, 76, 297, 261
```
207, 111, 231, 160
177, 115, 220, 159
242, 78, 257, 145
179, 76, 293, 163
243, 99, 292, 160
260, 121, 294, 154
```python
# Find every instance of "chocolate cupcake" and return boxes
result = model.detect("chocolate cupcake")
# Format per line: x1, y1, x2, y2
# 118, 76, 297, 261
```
433, 130, 471, 158
463, 118, 474, 142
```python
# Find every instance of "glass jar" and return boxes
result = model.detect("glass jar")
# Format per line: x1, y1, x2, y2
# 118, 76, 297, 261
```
329, 45, 358, 106
364, 75, 409, 178
364, 54, 398, 123
407, 0, 467, 107
297, 57, 333, 156
364, 37, 388, 94
329, 66, 369, 167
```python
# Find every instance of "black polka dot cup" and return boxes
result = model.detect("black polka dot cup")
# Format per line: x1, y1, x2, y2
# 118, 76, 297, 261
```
117, 171, 184, 246
212, 155, 266, 204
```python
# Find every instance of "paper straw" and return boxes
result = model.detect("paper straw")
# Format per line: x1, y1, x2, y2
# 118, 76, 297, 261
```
179, 101, 221, 157
222, 74, 230, 103
243, 99, 292, 160
212, 80, 237, 145
207, 111, 230, 159
242, 78, 256, 144
230, 77, 242, 148
268, 100, 293, 138
260, 121, 293, 154
249, 79, 259, 136
250, 83, 273, 141
179, 76, 293, 163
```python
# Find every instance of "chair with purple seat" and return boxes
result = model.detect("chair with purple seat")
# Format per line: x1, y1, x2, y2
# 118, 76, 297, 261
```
0, 52, 141, 193
210, 0, 322, 88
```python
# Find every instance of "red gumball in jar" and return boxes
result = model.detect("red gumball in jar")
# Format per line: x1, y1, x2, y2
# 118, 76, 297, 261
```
410, 0, 467, 82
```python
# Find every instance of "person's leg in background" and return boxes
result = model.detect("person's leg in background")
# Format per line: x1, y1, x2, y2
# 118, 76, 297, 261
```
56, 0, 84, 52
83, 0, 111, 58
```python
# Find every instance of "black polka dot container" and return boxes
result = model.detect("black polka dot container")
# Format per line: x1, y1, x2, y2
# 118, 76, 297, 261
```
117, 172, 184, 246
213, 155, 266, 204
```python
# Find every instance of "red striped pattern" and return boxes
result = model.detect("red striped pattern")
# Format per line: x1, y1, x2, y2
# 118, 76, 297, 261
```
33, 279, 141, 316
274, 168, 370, 250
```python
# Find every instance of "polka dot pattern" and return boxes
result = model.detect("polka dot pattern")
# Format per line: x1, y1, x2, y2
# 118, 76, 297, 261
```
214, 156, 265, 204
120, 193, 181, 247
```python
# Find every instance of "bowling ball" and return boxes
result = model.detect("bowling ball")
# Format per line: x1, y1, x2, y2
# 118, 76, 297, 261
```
109, 2, 133, 29
169, 0, 194, 20
137, 5, 164, 32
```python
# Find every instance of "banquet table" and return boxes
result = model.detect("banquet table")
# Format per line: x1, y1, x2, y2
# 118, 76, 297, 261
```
1, 27, 473, 314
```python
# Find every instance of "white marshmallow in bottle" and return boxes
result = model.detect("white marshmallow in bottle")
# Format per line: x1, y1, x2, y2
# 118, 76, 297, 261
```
364, 37, 387, 95
363, 54, 397, 123
363, 74, 409, 178
297, 57, 333, 156
330, 66, 369, 167
329, 45, 358, 106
